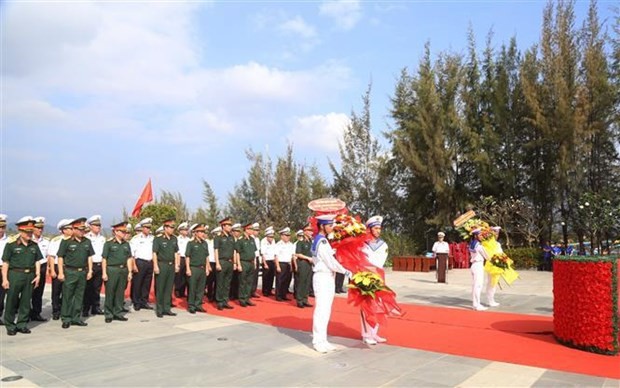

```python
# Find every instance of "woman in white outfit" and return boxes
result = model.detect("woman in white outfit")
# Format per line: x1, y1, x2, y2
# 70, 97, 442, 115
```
469, 229, 489, 311
311, 214, 351, 353
360, 215, 388, 345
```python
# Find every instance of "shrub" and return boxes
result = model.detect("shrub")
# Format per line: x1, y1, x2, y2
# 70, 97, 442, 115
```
505, 247, 544, 269
380, 230, 418, 268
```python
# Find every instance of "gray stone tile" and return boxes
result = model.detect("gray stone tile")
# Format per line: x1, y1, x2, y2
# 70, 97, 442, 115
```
23, 348, 129, 380
405, 359, 484, 386
540, 370, 607, 387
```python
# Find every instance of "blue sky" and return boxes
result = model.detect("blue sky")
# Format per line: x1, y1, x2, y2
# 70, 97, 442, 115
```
1, 0, 615, 229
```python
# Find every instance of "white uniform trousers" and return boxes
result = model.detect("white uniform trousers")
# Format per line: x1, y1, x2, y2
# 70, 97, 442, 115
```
361, 312, 379, 340
485, 272, 497, 304
470, 261, 484, 308
312, 272, 336, 347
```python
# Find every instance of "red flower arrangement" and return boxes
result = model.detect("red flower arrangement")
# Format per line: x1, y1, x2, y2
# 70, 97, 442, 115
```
553, 256, 619, 355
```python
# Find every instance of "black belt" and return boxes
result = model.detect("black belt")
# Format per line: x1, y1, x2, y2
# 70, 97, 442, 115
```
10, 267, 35, 273
136, 258, 151, 262
160, 261, 174, 265
107, 264, 127, 268
64, 266, 86, 271
190, 265, 205, 269
93, 262, 102, 266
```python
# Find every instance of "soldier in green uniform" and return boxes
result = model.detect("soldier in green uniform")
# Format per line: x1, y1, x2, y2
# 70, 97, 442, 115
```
185, 223, 210, 314
235, 223, 258, 307
102, 222, 133, 323
153, 218, 180, 318
294, 224, 314, 308
57, 218, 94, 328
2, 217, 42, 335
214, 217, 236, 310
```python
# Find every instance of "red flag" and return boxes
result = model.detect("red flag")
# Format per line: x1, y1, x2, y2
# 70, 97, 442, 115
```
131, 179, 153, 218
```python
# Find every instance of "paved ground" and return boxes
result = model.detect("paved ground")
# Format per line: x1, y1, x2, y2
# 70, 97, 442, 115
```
0, 268, 618, 387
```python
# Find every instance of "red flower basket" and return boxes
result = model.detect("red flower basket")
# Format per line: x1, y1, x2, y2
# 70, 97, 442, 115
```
553, 256, 619, 355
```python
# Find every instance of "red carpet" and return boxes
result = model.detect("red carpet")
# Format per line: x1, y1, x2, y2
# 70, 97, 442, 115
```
166, 293, 619, 379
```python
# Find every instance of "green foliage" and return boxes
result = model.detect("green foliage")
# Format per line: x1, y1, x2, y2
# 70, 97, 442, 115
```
128, 203, 177, 229
505, 247, 544, 269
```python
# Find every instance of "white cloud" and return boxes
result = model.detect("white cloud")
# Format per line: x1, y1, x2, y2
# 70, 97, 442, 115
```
288, 113, 350, 152
319, 0, 362, 31
3, 2, 353, 144
279, 16, 317, 39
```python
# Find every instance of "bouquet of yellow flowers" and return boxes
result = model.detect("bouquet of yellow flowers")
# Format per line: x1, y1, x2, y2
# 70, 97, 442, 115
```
347, 271, 390, 298
330, 214, 366, 242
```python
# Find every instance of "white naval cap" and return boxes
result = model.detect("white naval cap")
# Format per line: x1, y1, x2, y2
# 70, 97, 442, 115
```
231, 223, 242, 231
491, 226, 502, 232
139, 217, 153, 227
251, 222, 260, 230
155, 225, 164, 234
366, 215, 383, 228
34, 216, 46, 227
316, 214, 336, 225
177, 221, 189, 231
211, 226, 222, 234
57, 219, 72, 231
296, 229, 304, 236
0, 214, 6, 227
126, 223, 133, 232
279, 227, 291, 235
264, 227, 275, 236
87, 215, 102, 226
437, 231, 446, 237
17, 216, 35, 224
190, 223, 199, 232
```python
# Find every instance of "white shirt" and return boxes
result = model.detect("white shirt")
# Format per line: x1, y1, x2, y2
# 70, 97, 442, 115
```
85, 231, 106, 263
207, 238, 215, 263
0, 234, 7, 265
33, 235, 50, 264
363, 238, 388, 268
260, 237, 277, 261
470, 242, 489, 263
177, 235, 191, 257
274, 240, 295, 263
312, 235, 348, 274
46, 235, 68, 264
432, 240, 450, 255
253, 236, 260, 258
130, 233, 154, 261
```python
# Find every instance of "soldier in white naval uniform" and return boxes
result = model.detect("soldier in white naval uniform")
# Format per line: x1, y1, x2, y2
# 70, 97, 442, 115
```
174, 222, 191, 298
84, 215, 106, 316
30, 217, 50, 321
360, 215, 389, 345
130, 218, 155, 310
312, 214, 351, 353
469, 229, 489, 311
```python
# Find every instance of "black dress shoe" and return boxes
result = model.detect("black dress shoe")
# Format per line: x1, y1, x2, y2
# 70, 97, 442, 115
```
71, 321, 88, 327
113, 316, 128, 321
52, 313, 60, 321
246, 300, 256, 306
239, 302, 247, 307
17, 327, 31, 334
92, 309, 104, 315
303, 302, 313, 307
31, 314, 47, 322
223, 304, 233, 309
276, 297, 283, 301
142, 304, 154, 310
61, 322, 70, 329
251, 294, 260, 298
156, 313, 163, 318
196, 307, 206, 313
162, 311, 177, 316
105, 318, 113, 323
0, 319, 4, 325
121, 308, 130, 313
6, 329, 16, 336
133, 304, 141, 311
297, 303, 304, 308
216, 305, 223, 311
188, 309, 196, 314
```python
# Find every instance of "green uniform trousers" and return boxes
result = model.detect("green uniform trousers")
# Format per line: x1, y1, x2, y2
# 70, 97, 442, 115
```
187, 266, 207, 311
295, 260, 313, 304
61, 268, 87, 324
5, 270, 35, 331
155, 261, 174, 314
215, 260, 233, 306
104, 266, 128, 319
238, 261, 254, 303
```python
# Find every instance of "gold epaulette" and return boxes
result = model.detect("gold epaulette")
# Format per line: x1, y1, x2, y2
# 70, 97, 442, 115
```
51, 235, 64, 242
107, 237, 114, 242
7, 234, 19, 243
